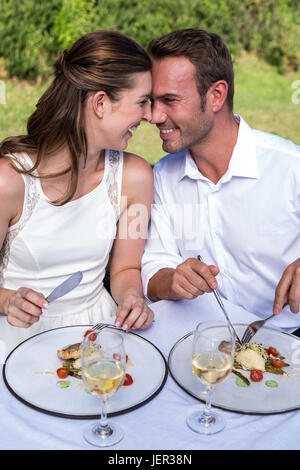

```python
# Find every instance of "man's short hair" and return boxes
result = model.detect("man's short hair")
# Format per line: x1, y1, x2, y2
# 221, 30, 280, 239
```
148, 29, 234, 111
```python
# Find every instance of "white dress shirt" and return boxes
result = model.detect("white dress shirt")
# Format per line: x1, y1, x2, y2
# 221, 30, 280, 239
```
142, 116, 300, 329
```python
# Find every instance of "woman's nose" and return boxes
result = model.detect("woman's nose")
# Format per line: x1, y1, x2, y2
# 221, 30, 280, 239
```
142, 102, 152, 122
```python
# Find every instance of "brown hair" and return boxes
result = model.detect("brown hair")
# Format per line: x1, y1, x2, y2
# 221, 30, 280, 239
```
148, 29, 234, 112
0, 30, 151, 205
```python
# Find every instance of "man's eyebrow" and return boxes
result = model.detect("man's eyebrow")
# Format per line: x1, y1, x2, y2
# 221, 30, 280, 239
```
151, 93, 180, 100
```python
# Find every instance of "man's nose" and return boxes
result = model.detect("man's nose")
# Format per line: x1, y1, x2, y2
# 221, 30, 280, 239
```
150, 102, 167, 125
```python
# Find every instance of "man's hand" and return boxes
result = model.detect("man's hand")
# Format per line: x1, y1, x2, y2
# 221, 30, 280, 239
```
4, 287, 49, 328
170, 258, 219, 300
273, 258, 300, 314
114, 293, 154, 331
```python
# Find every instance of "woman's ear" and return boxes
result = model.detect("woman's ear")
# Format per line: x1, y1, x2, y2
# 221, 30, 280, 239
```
92, 91, 108, 118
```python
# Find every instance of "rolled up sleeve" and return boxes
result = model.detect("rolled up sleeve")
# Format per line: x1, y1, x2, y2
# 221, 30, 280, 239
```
141, 169, 183, 297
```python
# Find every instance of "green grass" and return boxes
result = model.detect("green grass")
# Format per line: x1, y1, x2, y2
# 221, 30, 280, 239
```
233, 53, 300, 145
0, 53, 299, 166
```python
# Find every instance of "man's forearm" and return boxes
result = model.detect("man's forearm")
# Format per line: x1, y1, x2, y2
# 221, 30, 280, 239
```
147, 268, 181, 302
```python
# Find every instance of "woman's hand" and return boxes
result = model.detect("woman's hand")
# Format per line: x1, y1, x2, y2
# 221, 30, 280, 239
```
4, 287, 49, 328
114, 293, 154, 331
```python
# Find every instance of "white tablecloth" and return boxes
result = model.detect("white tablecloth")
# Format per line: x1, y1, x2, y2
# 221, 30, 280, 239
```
1, 294, 300, 450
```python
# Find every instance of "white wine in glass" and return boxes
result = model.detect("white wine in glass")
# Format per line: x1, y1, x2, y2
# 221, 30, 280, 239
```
82, 329, 126, 447
187, 321, 235, 435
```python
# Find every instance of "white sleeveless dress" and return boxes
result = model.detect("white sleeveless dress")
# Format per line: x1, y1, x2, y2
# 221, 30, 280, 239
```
0, 150, 123, 355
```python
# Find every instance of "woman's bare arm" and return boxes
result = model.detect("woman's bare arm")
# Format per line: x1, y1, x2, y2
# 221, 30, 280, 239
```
0, 159, 48, 326
109, 153, 154, 330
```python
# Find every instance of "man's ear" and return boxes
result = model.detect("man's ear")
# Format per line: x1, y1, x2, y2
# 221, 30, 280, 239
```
92, 91, 108, 118
209, 80, 228, 113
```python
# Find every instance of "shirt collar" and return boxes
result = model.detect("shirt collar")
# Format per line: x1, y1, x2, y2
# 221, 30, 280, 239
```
178, 115, 259, 182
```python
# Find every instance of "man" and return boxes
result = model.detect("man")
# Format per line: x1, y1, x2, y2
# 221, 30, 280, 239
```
141, 29, 300, 330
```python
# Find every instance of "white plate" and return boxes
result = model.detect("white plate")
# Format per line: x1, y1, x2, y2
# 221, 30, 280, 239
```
168, 324, 300, 415
3, 325, 167, 419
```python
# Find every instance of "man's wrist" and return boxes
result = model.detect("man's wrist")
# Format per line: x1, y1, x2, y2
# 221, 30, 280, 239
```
148, 268, 179, 302
0, 288, 14, 316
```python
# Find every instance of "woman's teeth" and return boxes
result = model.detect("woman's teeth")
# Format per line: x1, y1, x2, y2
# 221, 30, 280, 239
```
130, 126, 138, 131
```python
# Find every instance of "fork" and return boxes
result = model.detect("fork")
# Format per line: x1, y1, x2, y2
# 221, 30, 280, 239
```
241, 314, 276, 344
197, 255, 242, 346
92, 321, 126, 334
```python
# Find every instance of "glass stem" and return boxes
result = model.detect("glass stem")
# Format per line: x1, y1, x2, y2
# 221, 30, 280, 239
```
93, 398, 113, 437
99, 398, 108, 429
201, 385, 214, 422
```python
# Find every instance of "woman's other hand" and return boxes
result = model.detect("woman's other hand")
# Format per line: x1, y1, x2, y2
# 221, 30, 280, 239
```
114, 293, 154, 331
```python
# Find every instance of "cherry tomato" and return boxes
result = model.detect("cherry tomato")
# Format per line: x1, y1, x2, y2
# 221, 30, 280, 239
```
123, 373, 133, 386
272, 359, 285, 368
56, 367, 69, 379
88, 332, 97, 342
84, 329, 93, 337
267, 347, 279, 357
250, 370, 263, 382
113, 353, 129, 362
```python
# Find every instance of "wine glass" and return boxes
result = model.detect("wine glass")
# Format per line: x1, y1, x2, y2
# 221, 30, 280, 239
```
81, 329, 126, 447
186, 321, 235, 435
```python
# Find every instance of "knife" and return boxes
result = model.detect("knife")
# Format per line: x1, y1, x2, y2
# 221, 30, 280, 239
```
197, 255, 242, 345
45, 271, 83, 303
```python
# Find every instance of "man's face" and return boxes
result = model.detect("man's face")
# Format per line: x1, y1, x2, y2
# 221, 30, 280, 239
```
151, 57, 213, 154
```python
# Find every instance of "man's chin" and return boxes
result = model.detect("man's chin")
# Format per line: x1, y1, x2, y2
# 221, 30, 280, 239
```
161, 139, 183, 154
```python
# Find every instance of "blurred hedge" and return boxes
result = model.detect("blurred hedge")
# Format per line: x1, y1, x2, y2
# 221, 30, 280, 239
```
0, 0, 299, 80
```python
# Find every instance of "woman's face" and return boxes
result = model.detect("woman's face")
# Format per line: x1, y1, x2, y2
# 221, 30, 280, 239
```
99, 71, 152, 151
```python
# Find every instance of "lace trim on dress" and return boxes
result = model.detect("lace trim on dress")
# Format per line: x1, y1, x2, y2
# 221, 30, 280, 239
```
106, 150, 121, 219
0, 154, 40, 287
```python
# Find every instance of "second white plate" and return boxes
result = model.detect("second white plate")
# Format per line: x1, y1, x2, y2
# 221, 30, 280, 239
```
168, 324, 300, 414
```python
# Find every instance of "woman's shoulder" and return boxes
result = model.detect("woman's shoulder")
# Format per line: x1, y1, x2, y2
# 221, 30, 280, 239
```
0, 157, 25, 197
121, 152, 153, 202
0, 157, 25, 223
122, 151, 153, 181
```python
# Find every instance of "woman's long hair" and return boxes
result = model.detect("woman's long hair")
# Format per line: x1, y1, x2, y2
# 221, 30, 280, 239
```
0, 31, 151, 205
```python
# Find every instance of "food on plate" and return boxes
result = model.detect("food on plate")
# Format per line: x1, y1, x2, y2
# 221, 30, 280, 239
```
123, 373, 133, 386
235, 376, 250, 388
250, 370, 264, 382
57, 342, 81, 360
57, 380, 71, 389
271, 358, 286, 368
57, 342, 82, 378
219, 340, 289, 387
235, 343, 266, 372
56, 367, 69, 379
56, 329, 133, 386
265, 380, 279, 388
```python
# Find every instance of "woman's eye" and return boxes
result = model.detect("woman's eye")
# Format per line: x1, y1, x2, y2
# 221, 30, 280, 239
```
139, 98, 152, 106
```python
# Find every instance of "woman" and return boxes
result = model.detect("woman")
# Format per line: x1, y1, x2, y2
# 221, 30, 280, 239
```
0, 30, 154, 353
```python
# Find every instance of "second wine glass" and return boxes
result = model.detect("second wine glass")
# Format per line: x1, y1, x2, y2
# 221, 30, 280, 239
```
187, 320, 235, 435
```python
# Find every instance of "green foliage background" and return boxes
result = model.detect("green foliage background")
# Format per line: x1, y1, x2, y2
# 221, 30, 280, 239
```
0, 0, 299, 80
